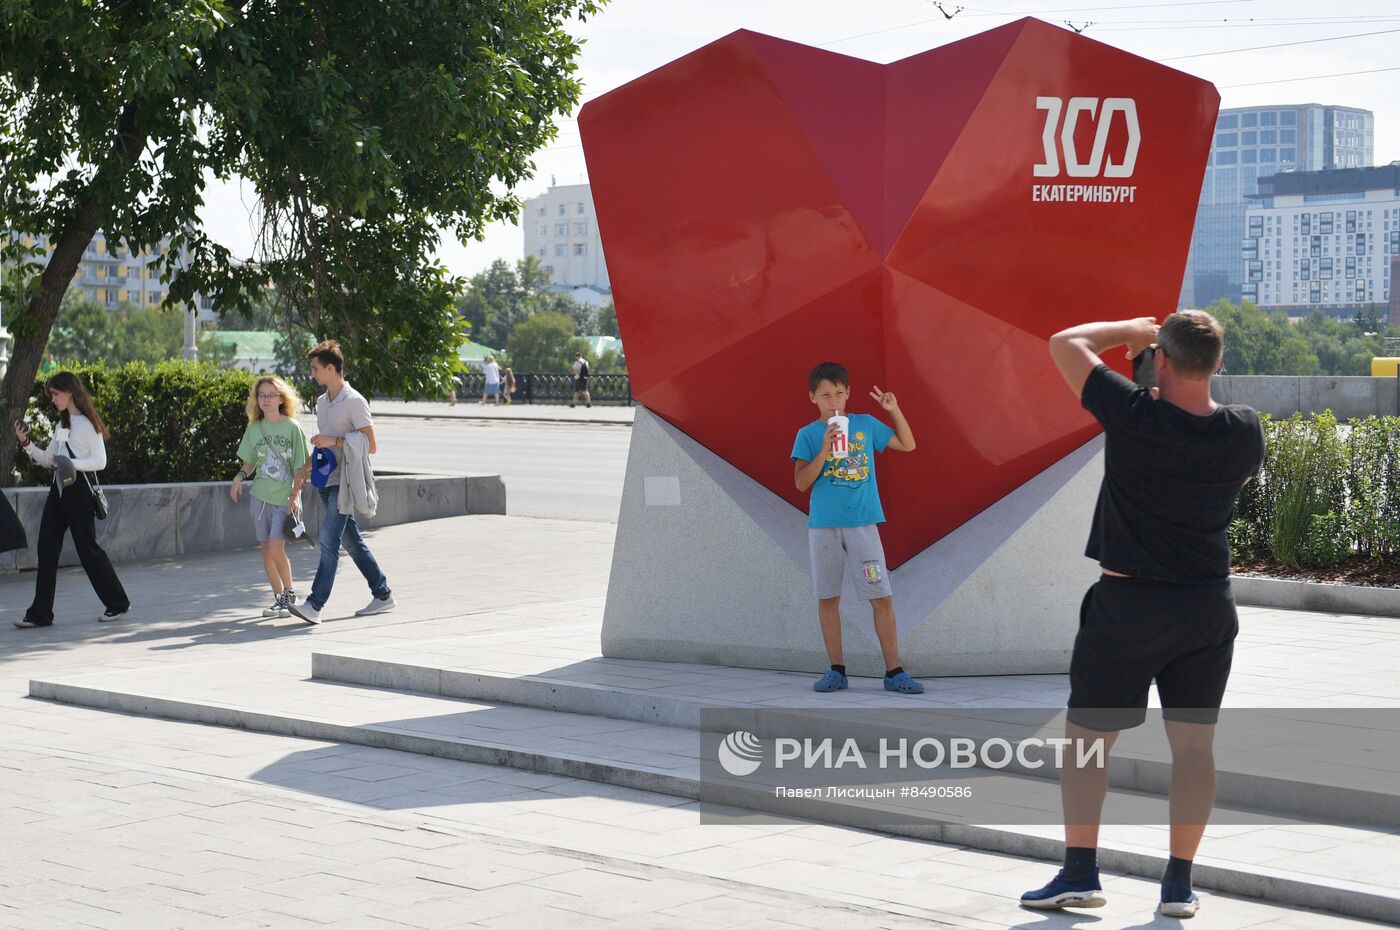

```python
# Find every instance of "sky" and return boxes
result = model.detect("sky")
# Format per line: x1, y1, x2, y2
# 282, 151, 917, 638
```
199, 0, 1400, 282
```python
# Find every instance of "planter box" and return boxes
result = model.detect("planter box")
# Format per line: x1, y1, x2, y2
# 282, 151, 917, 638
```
0, 473, 504, 573
1231, 573, 1400, 619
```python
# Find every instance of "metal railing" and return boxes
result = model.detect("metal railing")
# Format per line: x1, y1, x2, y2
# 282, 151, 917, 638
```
453, 371, 632, 405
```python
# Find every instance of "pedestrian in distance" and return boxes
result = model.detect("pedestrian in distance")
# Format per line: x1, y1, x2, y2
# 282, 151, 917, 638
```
482, 355, 502, 405
1020, 311, 1264, 919
12, 371, 131, 628
230, 376, 310, 620
503, 367, 516, 405
569, 352, 592, 408
791, 361, 923, 695
288, 340, 395, 625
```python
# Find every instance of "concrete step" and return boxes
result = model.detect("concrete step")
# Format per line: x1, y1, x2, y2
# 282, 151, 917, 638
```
311, 648, 1400, 832
28, 661, 1400, 924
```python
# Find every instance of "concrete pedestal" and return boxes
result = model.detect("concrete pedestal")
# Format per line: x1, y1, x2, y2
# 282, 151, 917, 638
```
602, 408, 1104, 677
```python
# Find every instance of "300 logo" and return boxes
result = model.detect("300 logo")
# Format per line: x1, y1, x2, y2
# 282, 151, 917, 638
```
1033, 97, 1140, 179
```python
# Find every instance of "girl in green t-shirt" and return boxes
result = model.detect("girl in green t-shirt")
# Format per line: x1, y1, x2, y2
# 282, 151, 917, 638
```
230, 376, 310, 619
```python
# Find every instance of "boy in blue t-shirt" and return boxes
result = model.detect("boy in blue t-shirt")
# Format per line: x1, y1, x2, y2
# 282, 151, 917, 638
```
791, 361, 924, 695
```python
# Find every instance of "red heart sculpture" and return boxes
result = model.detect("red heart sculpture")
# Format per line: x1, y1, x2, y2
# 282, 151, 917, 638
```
581, 18, 1217, 567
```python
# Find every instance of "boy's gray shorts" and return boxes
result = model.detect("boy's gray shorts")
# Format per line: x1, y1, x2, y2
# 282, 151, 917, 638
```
250, 495, 289, 543
809, 525, 893, 601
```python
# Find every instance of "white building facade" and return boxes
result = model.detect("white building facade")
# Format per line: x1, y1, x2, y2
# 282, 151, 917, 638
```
521, 183, 610, 292
1244, 165, 1399, 317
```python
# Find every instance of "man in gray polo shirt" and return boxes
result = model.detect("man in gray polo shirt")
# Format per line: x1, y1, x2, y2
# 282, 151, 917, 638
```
289, 340, 395, 625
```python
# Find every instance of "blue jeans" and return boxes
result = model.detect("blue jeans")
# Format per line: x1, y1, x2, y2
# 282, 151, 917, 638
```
308, 486, 390, 610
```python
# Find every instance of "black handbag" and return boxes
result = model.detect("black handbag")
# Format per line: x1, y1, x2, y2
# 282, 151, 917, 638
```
66, 441, 109, 519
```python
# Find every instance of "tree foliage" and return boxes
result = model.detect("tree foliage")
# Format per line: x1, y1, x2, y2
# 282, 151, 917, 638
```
0, 0, 604, 483
1209, 300, 1391, 376
506, 310, 587, 373
456, 256, 593, 349
47, 292, 185, 366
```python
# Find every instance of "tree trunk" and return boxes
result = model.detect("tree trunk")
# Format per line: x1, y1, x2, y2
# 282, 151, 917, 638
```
0, 102, 145, 487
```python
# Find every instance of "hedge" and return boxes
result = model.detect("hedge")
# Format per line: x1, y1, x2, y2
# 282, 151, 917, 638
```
16, 361, 259, 486
1232, 411, 1400, 568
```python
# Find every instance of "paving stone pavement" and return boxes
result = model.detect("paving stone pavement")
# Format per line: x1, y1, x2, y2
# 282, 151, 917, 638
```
0, 516, 1391, 928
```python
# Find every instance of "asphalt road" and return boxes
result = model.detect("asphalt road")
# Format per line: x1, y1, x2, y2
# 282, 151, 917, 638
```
370, 417, 631, 522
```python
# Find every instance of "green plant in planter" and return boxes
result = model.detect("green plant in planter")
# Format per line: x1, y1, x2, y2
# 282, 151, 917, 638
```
1303, 511, 1349, 568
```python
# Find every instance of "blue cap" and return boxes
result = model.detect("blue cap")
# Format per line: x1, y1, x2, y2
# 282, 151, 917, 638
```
310, 447, 338, 488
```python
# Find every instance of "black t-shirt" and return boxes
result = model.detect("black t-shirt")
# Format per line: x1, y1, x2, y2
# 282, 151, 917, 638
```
1081, 365, 1265, 582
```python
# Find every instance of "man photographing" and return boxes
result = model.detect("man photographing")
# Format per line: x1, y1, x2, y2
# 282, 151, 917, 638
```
1020, 311, 1264, 918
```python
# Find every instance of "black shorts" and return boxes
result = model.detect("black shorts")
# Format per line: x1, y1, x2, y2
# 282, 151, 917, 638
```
1067, 575, 1237, 732
574, 377, 589, 392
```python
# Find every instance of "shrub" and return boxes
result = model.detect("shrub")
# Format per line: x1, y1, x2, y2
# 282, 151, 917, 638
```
17, 361, 257, 486
1229, 409, 1400, 568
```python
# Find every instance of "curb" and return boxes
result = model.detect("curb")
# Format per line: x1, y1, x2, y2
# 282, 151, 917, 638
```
1231, 574, 1400, 619
372, 409, 633, 427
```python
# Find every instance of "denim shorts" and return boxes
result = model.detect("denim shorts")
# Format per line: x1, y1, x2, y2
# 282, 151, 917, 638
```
250, 495, 289, 542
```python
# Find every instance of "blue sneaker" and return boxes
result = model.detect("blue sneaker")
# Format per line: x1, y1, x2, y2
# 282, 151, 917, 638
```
1159, 893, 1200, 918
1020, 869, 1106, 910
813, 669, 848, 692
884, 671, 925, 694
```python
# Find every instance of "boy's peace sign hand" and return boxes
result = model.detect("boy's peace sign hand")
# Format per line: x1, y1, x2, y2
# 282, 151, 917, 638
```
869, 386, 899, 412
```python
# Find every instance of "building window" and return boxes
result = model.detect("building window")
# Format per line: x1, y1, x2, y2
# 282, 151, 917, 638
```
1260, 130, 1277, 144
558, 203, 565, 216
1347, 257, 1357, 279
1281, 111, 1297, 126
574, 222, 587, 235
1310, 281, 1321, 302
573, 243, 586, 256
1356, 281, 1367, 302
576, 203, 585, 215
1319, 213, 1333, 235
1241, 149, 1257, 164
1216, 151, 1238, 166
1301, 258, 1311, 280
1247, 260, 1263, 282
1311, 236, 1321, 258
1320, 258, 1333, 280
555, 223, 568, 236
1347, 211, 1357, 234
539, 206, 547, 215
1356, 233, 1366, 255
1219, 114, 1238, 129
1241, 131, 1257, 146
1280, 147, 1297, 163
554, 244, 565, 257
1215, 132, 1238, 148
538, 248, 546, 257
1259, 148, 1276, 163
1261, 111, 1278, 127
1241, 112, 1257, 128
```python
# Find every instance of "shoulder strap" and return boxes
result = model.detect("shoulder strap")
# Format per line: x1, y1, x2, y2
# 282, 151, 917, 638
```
65, 440, 102, 489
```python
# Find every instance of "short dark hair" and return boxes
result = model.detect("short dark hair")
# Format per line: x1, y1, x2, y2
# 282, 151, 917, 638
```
808, 361, 849, 392
307, 339, 344, 374
1157, 311, 1223, 378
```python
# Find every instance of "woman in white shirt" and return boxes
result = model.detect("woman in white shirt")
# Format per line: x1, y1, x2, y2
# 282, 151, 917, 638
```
12, 372, 130, 628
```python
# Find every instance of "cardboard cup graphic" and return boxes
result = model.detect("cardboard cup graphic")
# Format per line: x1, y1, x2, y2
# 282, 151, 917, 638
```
829, 413, 850, 459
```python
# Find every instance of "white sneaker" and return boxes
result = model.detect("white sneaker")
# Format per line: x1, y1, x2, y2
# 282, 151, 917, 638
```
289, 600, 321, 625
98, 608, 128, 623
355, 594, 397, 616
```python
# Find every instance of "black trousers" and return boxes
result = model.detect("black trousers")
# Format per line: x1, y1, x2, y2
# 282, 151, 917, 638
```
27, 480, 129, 624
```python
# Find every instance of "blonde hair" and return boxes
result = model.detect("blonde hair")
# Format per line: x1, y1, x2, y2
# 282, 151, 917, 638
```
245, 376, 302, 425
